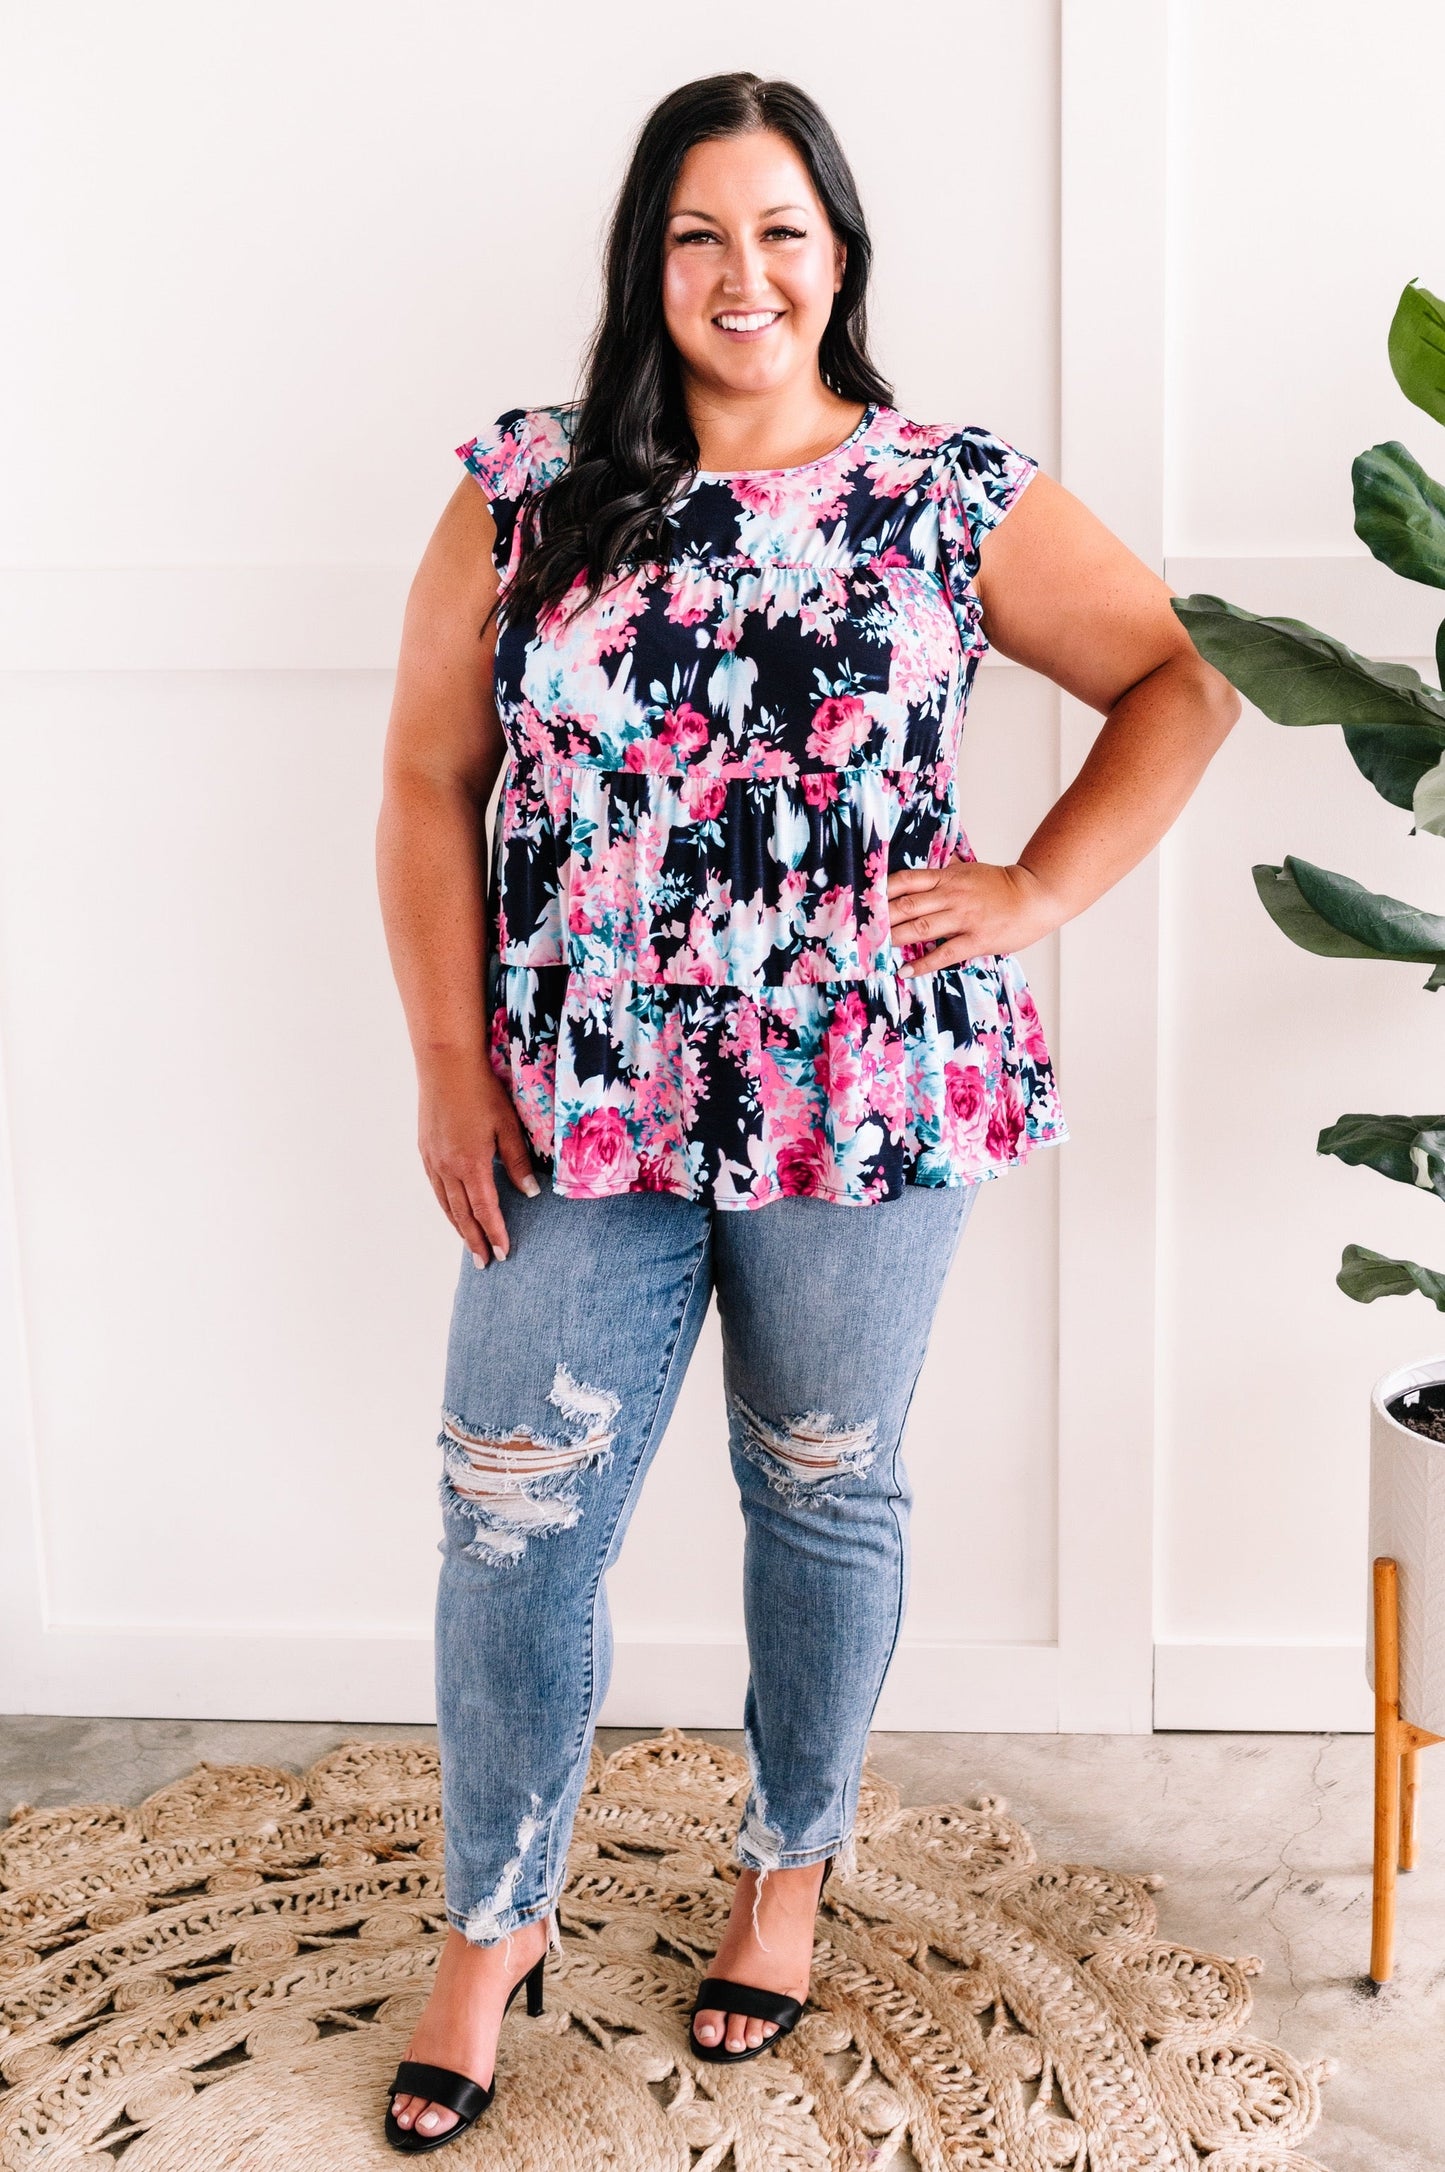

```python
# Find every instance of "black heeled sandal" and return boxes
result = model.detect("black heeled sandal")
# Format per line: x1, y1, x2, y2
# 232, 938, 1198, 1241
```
384, 1930, 552, 2154
688, 1855, 834, 2065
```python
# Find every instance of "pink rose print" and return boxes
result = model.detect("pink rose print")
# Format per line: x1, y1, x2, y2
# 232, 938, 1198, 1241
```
656, 702, 711, 755
681, 771, 728, 822
985, 1088, 1027, 1160
806, 694, 869, 764
777, 1135, 832, 1196
560, 1106, 638, 1190
802, 771, 841, 810
623, 736, 678, 773
945, 1063, 985, 1125
1011, 982, 1052, 1063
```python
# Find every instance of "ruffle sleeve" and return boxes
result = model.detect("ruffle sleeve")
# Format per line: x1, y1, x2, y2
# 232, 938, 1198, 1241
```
940, 425, 1039, 576
454, 404, 574, 584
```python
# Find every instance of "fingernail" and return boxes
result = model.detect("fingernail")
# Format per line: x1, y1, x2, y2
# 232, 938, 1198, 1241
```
493, 1246, 509, 1262
521, 1175, 541, 1196
471, 1251, 488, 1269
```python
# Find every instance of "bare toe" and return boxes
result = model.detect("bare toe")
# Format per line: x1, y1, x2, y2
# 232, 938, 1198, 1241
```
413, 2103, 459, 2137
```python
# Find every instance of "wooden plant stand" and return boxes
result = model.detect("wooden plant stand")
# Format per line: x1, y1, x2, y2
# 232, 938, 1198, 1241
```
1371, 1555, 1444, 1984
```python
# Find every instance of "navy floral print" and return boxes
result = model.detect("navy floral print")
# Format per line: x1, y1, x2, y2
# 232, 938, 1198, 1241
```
455, 398, 1068, 1207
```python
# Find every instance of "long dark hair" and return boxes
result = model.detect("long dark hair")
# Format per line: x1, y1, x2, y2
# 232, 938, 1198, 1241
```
496, 71, 894, 636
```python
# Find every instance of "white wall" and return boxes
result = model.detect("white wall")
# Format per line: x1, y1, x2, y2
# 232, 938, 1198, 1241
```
3, 0, 1441, 1729
1154, 0, 1445, 1726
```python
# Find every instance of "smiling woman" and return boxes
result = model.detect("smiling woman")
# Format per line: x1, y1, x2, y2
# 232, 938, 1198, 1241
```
659, 133, 858, 468
374, 65, 1241, 2153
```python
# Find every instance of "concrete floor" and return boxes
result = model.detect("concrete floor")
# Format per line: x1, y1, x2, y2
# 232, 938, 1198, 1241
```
2, 1719, 1439, 2170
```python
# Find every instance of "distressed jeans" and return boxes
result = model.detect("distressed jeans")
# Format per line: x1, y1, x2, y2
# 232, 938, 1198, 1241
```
433, 1161, 981, 1944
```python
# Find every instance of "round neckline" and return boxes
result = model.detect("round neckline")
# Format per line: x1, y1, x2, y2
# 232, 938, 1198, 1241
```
692, 402, 879, 482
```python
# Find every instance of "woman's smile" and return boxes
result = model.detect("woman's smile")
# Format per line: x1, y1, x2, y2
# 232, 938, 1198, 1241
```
713, 308, 784, 339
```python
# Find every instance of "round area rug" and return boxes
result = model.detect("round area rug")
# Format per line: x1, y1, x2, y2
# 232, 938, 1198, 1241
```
0, 1729, 1335, 2169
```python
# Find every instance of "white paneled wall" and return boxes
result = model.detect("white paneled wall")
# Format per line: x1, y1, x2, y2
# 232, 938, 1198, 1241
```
1154, 0, 1445, 1727
3, 0, 1442, 1728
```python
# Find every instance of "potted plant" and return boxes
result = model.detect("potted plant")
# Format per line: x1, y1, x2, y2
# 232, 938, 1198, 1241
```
1171, 279, 1445, 1979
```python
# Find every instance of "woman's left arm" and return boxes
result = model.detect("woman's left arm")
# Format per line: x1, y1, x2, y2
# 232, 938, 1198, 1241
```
887, 469, 1243, 973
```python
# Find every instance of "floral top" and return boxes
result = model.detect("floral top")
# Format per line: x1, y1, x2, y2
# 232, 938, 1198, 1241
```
455, 398, 1068, 1208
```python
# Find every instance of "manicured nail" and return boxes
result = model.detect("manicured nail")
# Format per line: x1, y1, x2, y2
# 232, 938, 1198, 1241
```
418, 2112, 438, 2132
471, 1251, 488, 1269
521, 1175, 542, 1196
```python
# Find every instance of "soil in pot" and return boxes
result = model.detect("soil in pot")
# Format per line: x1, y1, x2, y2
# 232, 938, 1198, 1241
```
1387, 1381, 1445, 1442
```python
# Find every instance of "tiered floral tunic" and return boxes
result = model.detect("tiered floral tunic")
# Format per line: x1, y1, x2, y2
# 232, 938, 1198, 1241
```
456, 398, 1068, 1209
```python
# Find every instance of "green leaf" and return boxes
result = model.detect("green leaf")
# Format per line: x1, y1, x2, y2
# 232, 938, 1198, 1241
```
1172, 594, 1445, 733
1338, 1243, 1445, 1308
1253, 858, 1445, 989
1415, 749, 1445, 837
1289, 854, 1445, 954
1353, 441, 1445, 588
1341, 722, 1444, 810
1318, 1112, 1445, 1200
1254, 863, 1385, 961
1388, 280, 1445, 427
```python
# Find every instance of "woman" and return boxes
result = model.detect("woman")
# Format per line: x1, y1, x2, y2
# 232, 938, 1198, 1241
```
375, 69, 1238, 2150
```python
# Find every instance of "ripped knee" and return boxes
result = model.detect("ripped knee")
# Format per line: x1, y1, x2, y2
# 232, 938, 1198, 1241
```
731, 1393, 878, 1504
439, 1362, 621, 1564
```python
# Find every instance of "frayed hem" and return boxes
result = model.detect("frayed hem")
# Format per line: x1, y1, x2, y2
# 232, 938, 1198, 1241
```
731, 1843, 843, 1948
733, 1840, 845, 1874
445, 1896, 563, 1956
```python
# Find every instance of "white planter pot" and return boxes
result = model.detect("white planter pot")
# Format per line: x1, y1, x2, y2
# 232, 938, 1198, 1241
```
1368, 1354, 1445, 1734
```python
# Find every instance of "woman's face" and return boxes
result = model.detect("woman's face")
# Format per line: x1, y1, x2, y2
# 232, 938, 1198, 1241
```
661, 129, 845, 400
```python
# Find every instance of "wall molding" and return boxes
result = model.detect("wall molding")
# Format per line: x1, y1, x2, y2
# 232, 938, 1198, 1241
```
0, 561, 1432, 675
1164, 557, 1443, 661
1, 1625, 1377, 1736
1053, 0, 1168, 1731
0, 566, 413, 673
0, 999, 44, 1701
2, 1627, 1061, 1733
1153, 1641, 1374, 1732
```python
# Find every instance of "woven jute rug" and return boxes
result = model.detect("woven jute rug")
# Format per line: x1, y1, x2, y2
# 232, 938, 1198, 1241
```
0, 1728, 1335, 2169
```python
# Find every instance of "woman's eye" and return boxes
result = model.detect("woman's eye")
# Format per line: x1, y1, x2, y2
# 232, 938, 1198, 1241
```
673, 226, 805, 245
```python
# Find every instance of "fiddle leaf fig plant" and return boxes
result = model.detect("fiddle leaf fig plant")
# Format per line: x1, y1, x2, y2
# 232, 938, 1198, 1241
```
1171, 277, 1445, 1309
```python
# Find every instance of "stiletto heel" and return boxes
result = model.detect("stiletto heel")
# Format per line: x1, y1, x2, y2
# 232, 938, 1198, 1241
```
689, 1854, 834, 2065
384, 1919, 556, 2154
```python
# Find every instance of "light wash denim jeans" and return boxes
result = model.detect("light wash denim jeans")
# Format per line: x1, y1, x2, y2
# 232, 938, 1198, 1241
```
432, 1161, 981, 1945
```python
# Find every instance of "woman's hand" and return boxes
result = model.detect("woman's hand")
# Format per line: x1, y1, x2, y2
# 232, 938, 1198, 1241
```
418, 1050, 540, 1265
886, 857, 1061, 975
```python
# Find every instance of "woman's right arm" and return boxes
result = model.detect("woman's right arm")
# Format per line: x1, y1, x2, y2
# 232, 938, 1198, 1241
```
375, 476, 540, 1266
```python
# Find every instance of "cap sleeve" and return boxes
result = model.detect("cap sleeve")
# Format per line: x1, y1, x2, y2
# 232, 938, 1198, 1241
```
455, 407, 538, 579
455, 405, 575, 583
936, 424, 1040, 587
